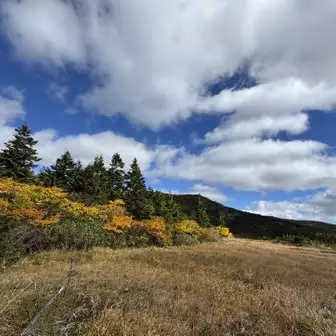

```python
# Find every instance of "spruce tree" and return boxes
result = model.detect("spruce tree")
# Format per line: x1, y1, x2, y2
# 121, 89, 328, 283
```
125, 158, 154, 219
50, 151, 76, 191
150, 190, 184, 224
0, 123, 41, 183
38, 166, 56, 187
70, 160, 86, 193
108, 153, 125, 200
196, 194, 211, 227
164, 193, 184, 224
84, 155, 109, 204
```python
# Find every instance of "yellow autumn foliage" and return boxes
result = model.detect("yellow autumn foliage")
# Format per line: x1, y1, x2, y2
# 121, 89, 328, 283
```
175, 219, 201, 235
0, 178, 129, 228
216, 226, 232, 238
0, 178, 230, 250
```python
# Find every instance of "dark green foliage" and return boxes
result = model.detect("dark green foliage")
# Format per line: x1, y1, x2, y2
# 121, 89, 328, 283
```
38, 152, 86, 194
108, 153, 125, 200
46, 219, 107, 250
84, 155, 109, 204
125, 158, 154, 220
38, 166, 56, 187
149, 190, 184, 224
51, 151, 76, 190
172, 232, 199, 246
0, 123, 41, 183
196, 194, 211, 227
172, 194, 336, 245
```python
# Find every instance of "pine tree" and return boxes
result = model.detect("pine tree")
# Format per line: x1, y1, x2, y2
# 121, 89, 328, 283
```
108, 153, 125, 200
196, 194, 211, 227
84, 155, 109, 204
125, 158, 154, 219
0, 123, 41, 183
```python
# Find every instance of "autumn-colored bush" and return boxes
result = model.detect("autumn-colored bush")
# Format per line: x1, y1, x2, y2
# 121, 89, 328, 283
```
0, 179, 170, 257
0, 178, 231, 260
216, 226, 232, 238
173, 219, 231, 245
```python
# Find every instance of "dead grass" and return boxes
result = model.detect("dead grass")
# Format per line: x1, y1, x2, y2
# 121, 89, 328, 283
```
0, 239, 335, 335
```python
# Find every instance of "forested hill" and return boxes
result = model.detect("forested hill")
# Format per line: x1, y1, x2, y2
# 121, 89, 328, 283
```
171, 194, 336, 244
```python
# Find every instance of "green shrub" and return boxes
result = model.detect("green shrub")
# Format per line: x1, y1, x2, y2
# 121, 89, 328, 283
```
45, 219, 108, 250
198, 228, 221, 242
172, 232, 200, 246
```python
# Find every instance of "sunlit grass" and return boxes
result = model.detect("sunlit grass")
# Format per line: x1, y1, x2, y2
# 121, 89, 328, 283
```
1, 239, 335, 335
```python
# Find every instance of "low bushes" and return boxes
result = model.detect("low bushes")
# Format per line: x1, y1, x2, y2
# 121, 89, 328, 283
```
0, 179, 232, 261
172, 219, 231, 246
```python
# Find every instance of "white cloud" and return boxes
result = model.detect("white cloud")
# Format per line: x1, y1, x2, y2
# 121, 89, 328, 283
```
248, 189, 336, 224
0, 87, 25, 125
151, 138, 336, 192
1, 0, 86, 67
247, 200, 323, 222
34, 130, 156, 170
202, 113, 309, 144
3, 0, 336, 129
189, 183, 228, 203
157, 184, 228, 203
46, 83, 68, 102
0, 87, 25, 146
2, 0, 336, 201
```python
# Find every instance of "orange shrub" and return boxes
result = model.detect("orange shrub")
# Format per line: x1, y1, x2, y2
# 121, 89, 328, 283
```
131, 217, 168, 245
104, 215, 133, 233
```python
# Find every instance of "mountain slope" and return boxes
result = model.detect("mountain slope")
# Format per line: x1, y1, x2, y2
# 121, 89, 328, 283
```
171, 194, 336, 245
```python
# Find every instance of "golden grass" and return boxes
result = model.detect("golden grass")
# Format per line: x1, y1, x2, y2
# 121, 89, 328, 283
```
1, 239, 336, 335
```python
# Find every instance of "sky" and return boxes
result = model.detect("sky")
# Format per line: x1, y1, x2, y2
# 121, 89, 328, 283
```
1, 0, 336, 223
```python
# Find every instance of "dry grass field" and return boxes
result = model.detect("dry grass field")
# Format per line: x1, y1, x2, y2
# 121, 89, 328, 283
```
0, 239, 335, 335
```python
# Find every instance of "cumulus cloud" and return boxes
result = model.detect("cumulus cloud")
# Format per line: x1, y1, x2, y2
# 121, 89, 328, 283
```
3, 0, 336, 203
151, 138, 336, 192
202, 113, 309, 144
247, 200, 322, 222
1, 0, 86, 67
157, 184, 228, 203
2, 0, 336, 129
248, 189, 336, 224
0, 86, 25, 146
34, 129, 165, 170
189, 183, 228, 203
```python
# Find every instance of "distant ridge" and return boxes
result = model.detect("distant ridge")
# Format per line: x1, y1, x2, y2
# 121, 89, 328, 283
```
170, 194, 336, 245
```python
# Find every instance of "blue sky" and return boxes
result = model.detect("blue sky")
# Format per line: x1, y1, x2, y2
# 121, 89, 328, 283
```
1, 0, 336, 223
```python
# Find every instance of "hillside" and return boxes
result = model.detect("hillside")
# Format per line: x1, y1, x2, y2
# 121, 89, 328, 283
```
1, 240, 335, 335
171, 194, 336, 244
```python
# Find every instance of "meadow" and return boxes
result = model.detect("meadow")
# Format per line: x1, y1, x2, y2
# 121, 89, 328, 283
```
1, 239, 335, 335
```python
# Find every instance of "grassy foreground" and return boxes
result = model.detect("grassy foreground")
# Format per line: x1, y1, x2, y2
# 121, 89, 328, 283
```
1, 240, 336, 335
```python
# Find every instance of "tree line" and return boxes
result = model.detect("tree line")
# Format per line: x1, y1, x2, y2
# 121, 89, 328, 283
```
0, 123, 211, 226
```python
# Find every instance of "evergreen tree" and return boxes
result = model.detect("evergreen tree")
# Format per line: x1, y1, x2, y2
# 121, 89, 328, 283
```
84, 155, 109, 204
49, 151, 76, 191
70, 160, 86, 193
38, 166, 56, 187
150, 190, 184, 224
125, 158, 154, 219
150, 190, 167, 216
108, 153, 125, 200
164, 193, 184, 224
0, 123, 41, 183
196, 194, 211, 227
